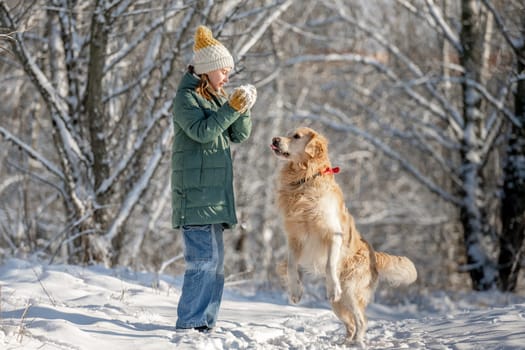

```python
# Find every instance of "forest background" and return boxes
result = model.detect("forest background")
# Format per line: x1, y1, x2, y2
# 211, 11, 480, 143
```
1, 0, 524, 297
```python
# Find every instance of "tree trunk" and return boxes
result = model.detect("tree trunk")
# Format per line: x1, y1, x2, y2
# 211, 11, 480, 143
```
498, 46, 525, 291
84, 1, 111, 261
459, 0, 496, 290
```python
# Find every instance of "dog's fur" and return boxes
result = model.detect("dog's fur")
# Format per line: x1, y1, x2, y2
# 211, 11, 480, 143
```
271, 127, 417, 342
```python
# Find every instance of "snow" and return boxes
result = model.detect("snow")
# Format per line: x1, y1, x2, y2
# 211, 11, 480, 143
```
1, 258, 525, 350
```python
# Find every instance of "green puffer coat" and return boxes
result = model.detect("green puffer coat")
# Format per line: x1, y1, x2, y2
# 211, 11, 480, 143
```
171, 72, 252, 229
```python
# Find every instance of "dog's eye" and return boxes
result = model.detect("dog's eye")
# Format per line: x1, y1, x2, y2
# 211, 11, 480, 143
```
293, 134, 301, 139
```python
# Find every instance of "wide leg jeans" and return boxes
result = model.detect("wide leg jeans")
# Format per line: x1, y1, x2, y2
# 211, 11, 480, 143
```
176, 224, 224, 329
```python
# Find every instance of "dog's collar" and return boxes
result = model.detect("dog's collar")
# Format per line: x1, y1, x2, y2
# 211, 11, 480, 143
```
290, 167, 340, 186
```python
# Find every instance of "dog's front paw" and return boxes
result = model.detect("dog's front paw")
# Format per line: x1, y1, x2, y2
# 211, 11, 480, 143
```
289, 282, 303, 304
327, 281, 342, 302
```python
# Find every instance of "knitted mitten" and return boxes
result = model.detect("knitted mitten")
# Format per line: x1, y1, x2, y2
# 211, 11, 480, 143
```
228, 84, 257, 113
243, 84, 257, 111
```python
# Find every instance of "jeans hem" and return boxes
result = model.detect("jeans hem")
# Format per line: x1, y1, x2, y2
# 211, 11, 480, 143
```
175, 322, 208, 329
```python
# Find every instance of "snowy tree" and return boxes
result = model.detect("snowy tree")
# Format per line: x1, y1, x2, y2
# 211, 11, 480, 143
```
0, 1, 295, 271
458, 0, 496, 290
483, 0, 525, 291
0, 0, 186, 265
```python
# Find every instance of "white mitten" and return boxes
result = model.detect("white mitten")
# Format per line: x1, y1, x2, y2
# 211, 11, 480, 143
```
229, 84, 257, 113
241, 84, 257, 111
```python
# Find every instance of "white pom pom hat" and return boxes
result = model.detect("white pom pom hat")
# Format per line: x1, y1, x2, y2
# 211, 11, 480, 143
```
192, 25, 234, 75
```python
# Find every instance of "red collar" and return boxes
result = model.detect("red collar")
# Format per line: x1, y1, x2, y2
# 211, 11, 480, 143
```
290, 166, 340, 186
322, 167, 340, 175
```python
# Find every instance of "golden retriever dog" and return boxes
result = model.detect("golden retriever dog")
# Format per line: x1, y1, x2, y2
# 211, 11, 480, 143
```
270, 127, 417, 343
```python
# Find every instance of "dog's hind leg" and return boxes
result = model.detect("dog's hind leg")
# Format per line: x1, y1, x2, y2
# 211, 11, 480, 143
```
326, 232, 343, 302
332, 291, 368, 344
331, 300, 356, 340
287, 249, 303, 304
352, 297, 368, 343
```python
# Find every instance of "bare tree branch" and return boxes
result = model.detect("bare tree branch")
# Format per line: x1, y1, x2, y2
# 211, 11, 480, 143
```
0, 126, 64, 179
481, 0, 524, 51
424, 0, 463, 53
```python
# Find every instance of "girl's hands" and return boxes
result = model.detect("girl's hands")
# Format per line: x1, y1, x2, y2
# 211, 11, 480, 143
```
228, 84, 257, 113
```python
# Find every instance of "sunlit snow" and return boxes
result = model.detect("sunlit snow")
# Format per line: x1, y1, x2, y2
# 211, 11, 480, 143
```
1, 258, 524, 349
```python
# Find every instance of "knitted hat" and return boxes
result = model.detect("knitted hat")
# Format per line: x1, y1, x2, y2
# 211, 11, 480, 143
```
192, 25, 234, 75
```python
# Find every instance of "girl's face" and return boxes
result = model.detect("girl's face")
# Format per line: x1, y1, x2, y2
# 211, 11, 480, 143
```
207, 67, 231, 91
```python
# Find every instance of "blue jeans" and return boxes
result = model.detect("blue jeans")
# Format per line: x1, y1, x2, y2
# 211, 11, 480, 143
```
176, 224, 225, 329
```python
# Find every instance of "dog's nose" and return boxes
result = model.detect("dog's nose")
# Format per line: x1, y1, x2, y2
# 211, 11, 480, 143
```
272, 137, 281, 146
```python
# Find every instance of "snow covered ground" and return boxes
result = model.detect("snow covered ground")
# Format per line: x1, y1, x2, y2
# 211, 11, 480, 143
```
1, 258, 524, 349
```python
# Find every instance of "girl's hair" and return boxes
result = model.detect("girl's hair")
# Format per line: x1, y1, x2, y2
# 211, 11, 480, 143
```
188, 65, 227, 100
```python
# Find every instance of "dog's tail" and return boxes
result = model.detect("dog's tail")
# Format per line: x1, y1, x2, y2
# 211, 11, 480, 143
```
374, 251, 417, 286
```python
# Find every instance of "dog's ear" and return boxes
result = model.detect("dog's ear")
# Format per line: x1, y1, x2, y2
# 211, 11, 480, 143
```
305, 134, 327, 158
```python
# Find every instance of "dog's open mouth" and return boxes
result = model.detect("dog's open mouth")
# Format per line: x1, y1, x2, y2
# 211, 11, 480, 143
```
270, 144, 290, 157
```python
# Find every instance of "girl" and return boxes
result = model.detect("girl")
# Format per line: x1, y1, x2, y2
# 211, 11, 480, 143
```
171, 25, 256, 332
